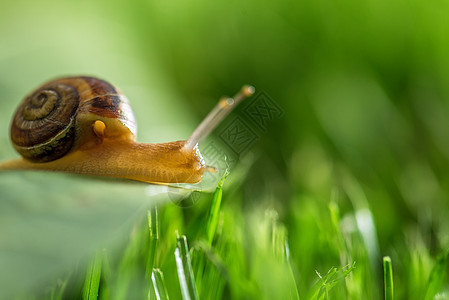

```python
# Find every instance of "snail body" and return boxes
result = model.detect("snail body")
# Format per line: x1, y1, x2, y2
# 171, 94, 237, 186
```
0, 76, 254, 184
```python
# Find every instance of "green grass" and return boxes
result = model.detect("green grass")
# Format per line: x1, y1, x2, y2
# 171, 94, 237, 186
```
25, 172, 448, 300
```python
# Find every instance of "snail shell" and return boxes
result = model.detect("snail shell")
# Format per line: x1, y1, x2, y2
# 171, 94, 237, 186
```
10, 77, 136, 162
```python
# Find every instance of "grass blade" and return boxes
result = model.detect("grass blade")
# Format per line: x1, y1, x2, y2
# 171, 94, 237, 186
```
146, 207, 159, 278
99, 249, 112, 300
82, 252, 103, 300
113, 223, 146, 300
194, 171, 227, 296
149, 269, 169, 300
424, 250, 448, 300
268, 210, 300, 299
307, 264, 356, 299
383, 256, 393, 300
175, 234, 199, 300
206, 170, 228, 245
49, 274, 71, 300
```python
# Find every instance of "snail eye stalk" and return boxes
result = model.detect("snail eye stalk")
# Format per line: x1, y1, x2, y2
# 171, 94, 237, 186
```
184, 85, 255, 150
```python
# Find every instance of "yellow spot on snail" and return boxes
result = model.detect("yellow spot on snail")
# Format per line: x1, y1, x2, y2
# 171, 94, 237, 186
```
93, 120, 106, 138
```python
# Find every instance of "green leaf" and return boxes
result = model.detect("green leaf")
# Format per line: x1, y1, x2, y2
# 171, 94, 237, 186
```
0, 171, 188, 299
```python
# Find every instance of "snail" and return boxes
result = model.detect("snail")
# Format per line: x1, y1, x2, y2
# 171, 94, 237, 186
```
0, 76, 254, 183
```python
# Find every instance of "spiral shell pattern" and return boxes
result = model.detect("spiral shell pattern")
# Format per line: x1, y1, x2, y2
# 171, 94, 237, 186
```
10, 77, 137, 162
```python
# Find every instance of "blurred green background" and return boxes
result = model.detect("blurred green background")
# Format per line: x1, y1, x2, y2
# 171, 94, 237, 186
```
1, 0, 449, 299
